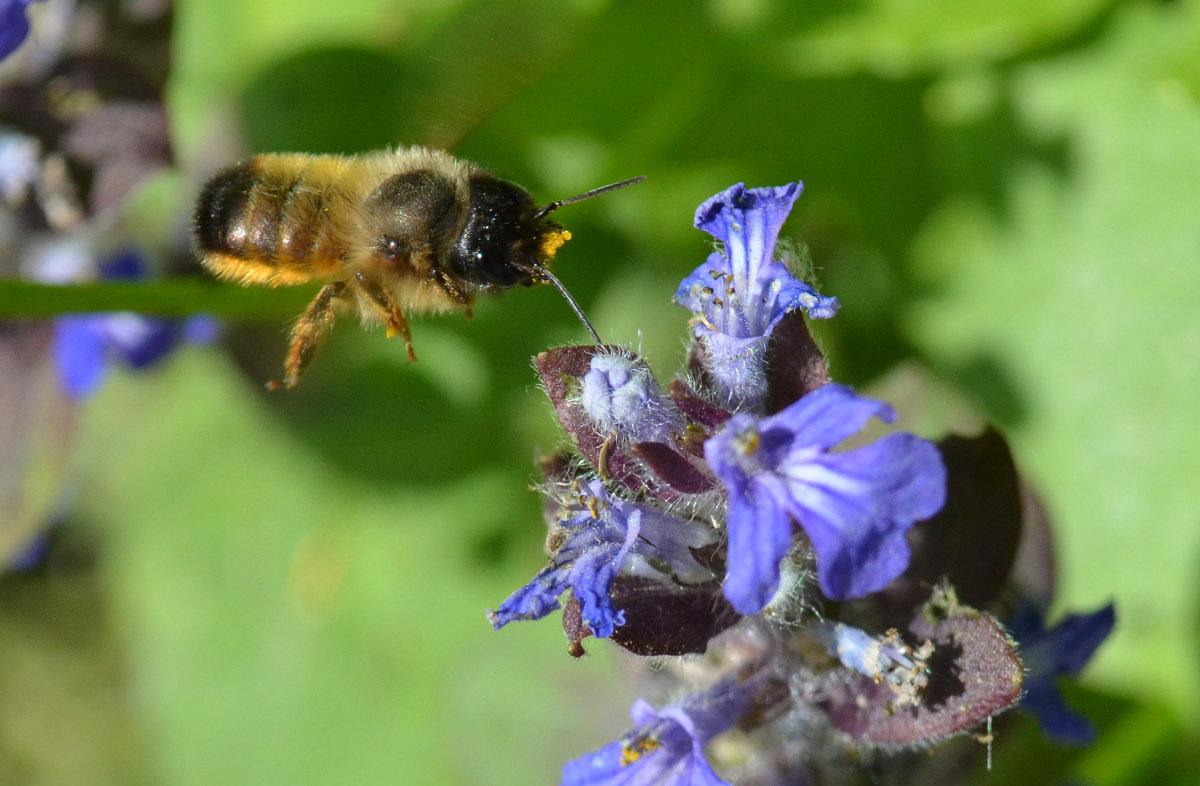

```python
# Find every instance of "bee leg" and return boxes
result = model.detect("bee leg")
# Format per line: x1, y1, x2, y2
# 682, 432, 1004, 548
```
432, 267, 474, 306
268, 280, 348, 390
353, 270, 416, 362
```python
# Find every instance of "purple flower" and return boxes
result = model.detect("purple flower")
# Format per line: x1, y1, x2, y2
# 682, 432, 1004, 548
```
0, 1, 40, 61
51, 251, 219, 399
704, 383, 946, 612
582, 351, 684, 444
1009, 602, 1116, 745
561, 673, 764, 786
53, 312, 217, 398
674, 183, 839, 411
489, 481, 715, 639
489, 481, 640, 638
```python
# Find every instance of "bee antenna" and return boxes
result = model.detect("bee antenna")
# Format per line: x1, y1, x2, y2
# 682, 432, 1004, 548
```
526, 262, 603, 343
532, 175, 646, 221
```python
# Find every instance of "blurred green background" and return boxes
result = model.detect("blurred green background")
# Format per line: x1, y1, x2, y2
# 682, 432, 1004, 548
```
3, 0, 1199, 783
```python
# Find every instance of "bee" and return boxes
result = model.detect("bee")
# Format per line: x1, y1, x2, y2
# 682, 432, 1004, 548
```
192, 146, 643, 389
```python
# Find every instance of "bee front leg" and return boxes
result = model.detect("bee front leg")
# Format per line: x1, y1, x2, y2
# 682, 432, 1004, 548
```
431, 267, 475, 319
432, 267, 473, 305
269, 280, 348, 390
353, 271, 416, 362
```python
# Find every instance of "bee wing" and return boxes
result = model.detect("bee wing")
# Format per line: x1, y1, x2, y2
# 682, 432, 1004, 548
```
403, 6, 590, 150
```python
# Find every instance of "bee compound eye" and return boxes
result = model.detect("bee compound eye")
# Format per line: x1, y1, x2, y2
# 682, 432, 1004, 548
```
379, 235, 406, 259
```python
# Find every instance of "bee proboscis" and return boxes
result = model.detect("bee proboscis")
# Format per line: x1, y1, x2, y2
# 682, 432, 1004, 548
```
192, 146, 643, 388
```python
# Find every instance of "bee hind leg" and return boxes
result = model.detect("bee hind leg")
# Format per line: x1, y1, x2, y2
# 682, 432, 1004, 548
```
353, 271, 416, 362
268, 280, 349, 391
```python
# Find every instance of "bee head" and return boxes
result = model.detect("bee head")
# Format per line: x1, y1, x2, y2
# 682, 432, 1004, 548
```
450, 174, 645, 290
448, 173, 645, 342
445, 175, 544, 288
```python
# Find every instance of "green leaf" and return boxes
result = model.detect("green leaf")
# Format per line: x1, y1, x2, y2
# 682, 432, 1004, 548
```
909, 1, 1200, 724
776, 0, 1111, 77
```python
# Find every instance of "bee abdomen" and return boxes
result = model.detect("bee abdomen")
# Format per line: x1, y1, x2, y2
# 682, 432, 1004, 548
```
193, 158, 348, 285
193, 163, 259, 256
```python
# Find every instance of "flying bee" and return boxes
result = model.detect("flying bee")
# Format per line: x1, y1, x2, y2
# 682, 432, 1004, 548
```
192, 146, 643, 389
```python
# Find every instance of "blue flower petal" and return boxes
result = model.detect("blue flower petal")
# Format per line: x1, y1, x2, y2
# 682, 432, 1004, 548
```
1009, 602, 1116, 745
770, 383, 897, 455
1021, 681, 1099, 746
781, 433, 946, 599
0, 1, 34, 62
489, 482, 642, 639
561, 679, 760, 786
705, 385, 947, 610
709, 427, 793, 614
694, 183, 802, 279
488, 563, 573, 628
182, 314, 221, 345
104, 315, 181, 368
561, 739, 632, 786
567, 509, 639, 638
676, 184, 839, 411
673, 257, 723, 316
98, 250, 148, 280
768, 262, 840, 322
53, 316, 111, 398
46, 250, 217, 398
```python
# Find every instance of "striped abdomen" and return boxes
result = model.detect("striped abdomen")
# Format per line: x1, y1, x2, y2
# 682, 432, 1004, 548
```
192, 154, 362, 286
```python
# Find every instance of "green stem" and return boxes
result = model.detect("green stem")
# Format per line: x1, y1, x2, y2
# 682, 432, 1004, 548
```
0, 279, 316, 320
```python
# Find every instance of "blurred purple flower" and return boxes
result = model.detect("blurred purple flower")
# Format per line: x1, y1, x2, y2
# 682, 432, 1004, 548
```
51, 251, 219, 399
0, 1, 40, 61
704, 383, 946, 612
1009, 602, 1116, 745
674, 183, 838, 411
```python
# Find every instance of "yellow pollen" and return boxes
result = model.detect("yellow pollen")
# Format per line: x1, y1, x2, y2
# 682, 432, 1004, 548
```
736, 430, 760, 455
540, 228, 572, 259
620, 737, 661, 766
